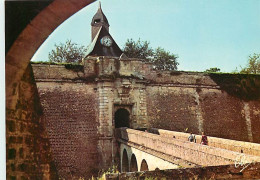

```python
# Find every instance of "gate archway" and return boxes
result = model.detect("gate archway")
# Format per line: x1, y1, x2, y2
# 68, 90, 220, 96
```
115, 108, 130, 128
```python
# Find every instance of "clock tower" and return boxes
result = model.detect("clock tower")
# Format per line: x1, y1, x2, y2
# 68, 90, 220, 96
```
85, 2, 123, 57
91, 2, 109, 41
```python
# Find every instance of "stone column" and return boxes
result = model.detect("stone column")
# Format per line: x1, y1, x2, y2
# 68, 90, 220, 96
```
97, 81, 115, 169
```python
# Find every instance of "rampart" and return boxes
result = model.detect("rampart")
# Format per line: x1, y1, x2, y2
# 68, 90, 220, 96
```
31, 56, 260, 178
144, 71, 260, 143
32, 64, 100, 179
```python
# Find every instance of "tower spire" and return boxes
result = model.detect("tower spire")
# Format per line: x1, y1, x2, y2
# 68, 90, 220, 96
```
99, 1, 101, 9
91, 1, 109, 41
86, 1, 123, 57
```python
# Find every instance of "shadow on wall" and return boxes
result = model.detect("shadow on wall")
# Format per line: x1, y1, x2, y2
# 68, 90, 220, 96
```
209, 73, 260, 101
6, 64, 59, 179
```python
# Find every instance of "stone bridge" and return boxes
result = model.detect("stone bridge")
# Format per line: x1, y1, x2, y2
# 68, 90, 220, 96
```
116, 128, 260, 173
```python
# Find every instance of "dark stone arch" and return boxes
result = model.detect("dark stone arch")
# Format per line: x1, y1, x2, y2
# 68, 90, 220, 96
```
140, 159, 149, 171
130, 154, 138, 172
6, 0, 95, 109
115, 108, 130, 128
122, 149, 129, 172
5, 1, 96, 179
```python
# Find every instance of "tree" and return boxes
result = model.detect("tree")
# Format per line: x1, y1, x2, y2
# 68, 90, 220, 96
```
48, 39, 87, 63
152, 47, 179, 71
123, 39, 153, 60
205, 67, 221, 73
240, 53, 260, 74
123, 38, 179, 71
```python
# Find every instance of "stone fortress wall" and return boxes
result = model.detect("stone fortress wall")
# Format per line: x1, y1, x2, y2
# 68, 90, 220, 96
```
32, 64, 100, 178
145, 71, 260, 143
31, 56, 260, 178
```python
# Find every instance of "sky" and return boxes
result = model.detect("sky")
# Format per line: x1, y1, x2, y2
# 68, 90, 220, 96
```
31, 0, 260, 73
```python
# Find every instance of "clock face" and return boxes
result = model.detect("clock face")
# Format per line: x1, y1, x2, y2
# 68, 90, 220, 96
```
101, 36, 113, 47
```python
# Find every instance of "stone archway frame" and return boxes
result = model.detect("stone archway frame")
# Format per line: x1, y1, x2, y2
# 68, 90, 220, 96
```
113, 104, 134, 128
6, 0, 96, 109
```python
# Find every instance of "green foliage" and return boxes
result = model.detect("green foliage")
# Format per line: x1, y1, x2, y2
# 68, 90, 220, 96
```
48, 39, 87, 64
144, 177, 158, 180
152, 47, 179, 71
123, 38, 153, 60
205, 67, 221, 73
30, 61, 57, 65
123, 38, 179, 71
31, 61, 84, 74
89, 165, 119, 180
240, 53, 260, 74
64, 64, 84, 72
30, 61, 84, 72
209, 73, 260, 101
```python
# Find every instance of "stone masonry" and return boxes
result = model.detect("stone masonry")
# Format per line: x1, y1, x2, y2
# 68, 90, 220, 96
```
6, 64, 58, 180
31, 56, 260, 178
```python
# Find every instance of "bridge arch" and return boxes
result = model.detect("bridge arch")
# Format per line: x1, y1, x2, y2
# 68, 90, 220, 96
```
121, 149, 129, 172
140, 159, 149, 171
115, 108, 130, 128
120, 142, 178, 173
130, 154, 138, 172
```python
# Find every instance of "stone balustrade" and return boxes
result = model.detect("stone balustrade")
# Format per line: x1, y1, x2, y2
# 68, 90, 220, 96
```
149, 128, 260, 156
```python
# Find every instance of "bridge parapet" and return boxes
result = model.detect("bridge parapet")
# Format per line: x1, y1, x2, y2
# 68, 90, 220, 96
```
116, 128, 260, 167
149, 128, 260, 156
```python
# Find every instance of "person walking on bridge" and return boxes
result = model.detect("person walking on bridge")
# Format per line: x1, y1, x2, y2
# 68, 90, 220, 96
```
200, 132, 208, 145
188, 133, 196, 143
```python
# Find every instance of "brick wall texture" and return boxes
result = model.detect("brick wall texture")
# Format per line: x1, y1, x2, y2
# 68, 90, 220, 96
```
36, 82, 99, 179
146, 72, 260, 143
6, 64, 58, 180
146, 86, 257, 141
